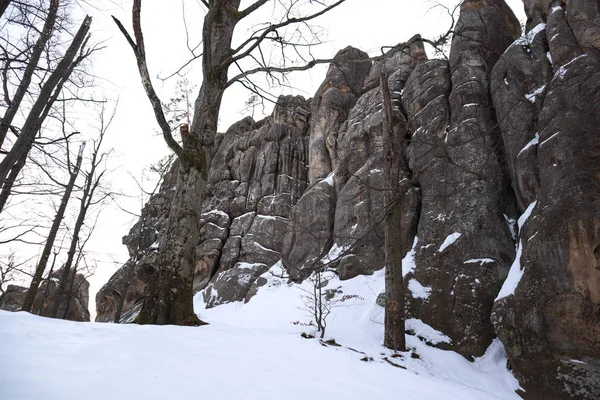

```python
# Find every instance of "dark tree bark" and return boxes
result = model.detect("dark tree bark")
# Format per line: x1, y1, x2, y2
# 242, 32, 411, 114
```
0, 154, 25, 212
38, 251, 59, 315
21, 145, 84, 312
0, 0, 12, 20
382, 71, 406, 351
60, 265, 78, 319
134, 1, 241, 326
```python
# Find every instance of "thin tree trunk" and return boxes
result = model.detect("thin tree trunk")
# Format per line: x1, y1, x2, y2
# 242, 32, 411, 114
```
382, 71, 406, 351
21, 145, 84, 312
0, 154, 25, 212
0, 15, 91, 202
53, 129, 106, 318
0, 59, 76, 213
51, 187, 89, 317
38, 251, 59, 315
60, 265, 78, 319
0, 0, 59, 149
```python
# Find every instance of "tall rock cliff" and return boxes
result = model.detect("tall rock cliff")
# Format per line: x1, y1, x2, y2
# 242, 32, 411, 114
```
403, 0, 521, 358
97, 0, 600, 397
490, 1, 600, 398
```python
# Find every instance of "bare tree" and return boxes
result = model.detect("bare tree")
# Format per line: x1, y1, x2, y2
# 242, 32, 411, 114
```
60, 228, 97, 319
21, 142, 84, 312
0, 0, 96, 214
114, 0, 350, 325
50, 106, 114, 318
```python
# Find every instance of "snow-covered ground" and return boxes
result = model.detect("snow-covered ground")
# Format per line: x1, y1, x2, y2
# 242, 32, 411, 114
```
0, 268, 520, 400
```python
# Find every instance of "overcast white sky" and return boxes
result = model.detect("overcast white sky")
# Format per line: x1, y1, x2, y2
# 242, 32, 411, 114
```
69, 0, 526, 317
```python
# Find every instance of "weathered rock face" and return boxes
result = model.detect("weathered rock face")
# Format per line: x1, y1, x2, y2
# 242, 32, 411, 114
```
328, 40, 425, 281
308, 46, 371, 183
279, 47, 373, 281
1, 267, 90, 322
403, 0, 521, 358
490, 23, 552, 211
98, 0, 600, 395
202, 262, 269, 308
491, 1, 600, 398
95, 261, 155, 323
197, 95, 311, 306
96, 95, 312, 318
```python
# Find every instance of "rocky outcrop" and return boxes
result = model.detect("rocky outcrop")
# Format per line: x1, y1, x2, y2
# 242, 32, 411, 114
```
490, 22, 552, 210
403, 0, 520, 358
307, 46, 371, 183
197, 95, 311, 306
98, 0, 600, 396
281, 47, 371, 280
491, 1, 600, 398
283, 40, 425, 281
1, 267, 90, 322
97, 95, 312, 318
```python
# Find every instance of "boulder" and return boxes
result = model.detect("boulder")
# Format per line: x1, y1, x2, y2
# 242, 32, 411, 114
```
202, 262, 269, 308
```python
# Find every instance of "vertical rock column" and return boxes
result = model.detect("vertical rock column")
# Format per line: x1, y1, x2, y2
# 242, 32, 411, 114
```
492, 1, 600, 398
200, 96, 312, 306
282, 47, 371, 279
330, 39, 425, 280
403, 0, 521, 357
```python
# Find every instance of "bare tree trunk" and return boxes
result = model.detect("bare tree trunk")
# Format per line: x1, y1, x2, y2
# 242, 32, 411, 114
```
136, 167, 206, 325
21, 145, 84, 312
0, 154, 25, 212
0, 15, 91, 212
38, 251, 59, 315
52, 124, 107, 318
60, 265, 78, 319
0, 0, 12, 19
0, 0, 59, 149
50, 201, 86, 318
117, 0, 346, 325
132, 1, 239, 326
382, 72, 406, 351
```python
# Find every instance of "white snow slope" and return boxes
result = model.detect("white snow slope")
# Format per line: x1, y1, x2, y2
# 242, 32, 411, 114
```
0, 269, 520, 400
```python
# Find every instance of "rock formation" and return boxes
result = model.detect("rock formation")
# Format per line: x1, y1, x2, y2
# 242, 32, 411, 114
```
491, 1, 600, 398
404, 0, 521, 358
1, 266, 90, 322
97, 0, 600, 397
